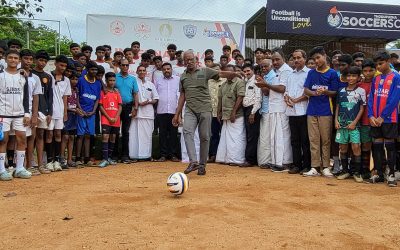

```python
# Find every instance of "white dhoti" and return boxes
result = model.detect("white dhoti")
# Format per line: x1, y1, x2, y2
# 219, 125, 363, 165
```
216, 117, 246, 164
258, 113, 271, 166
268, 112, 292, 166
129, 118, 154, 159
179, 126, 200, 163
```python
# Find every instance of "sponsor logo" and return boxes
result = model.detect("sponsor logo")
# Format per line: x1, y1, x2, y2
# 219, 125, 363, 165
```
203, 28, 230, 39
82, 93, 97, 100
327, 6, 400, 32
110, 20, 125, 35
159, 24, 173, 37
134, 22, 151, 39
183, 24, 197, 38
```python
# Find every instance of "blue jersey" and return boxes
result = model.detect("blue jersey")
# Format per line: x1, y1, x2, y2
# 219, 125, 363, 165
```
304, 68, 339, 116
115, 73, 139, 104
77, 75, 101, 113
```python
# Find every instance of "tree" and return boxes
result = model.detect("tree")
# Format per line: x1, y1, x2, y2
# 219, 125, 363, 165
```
1, 0, 43, 18
394, 40, 400, 49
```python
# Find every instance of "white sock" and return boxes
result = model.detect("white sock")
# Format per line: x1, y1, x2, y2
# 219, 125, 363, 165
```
0, 153, 6, 173
15, 150, 26, 172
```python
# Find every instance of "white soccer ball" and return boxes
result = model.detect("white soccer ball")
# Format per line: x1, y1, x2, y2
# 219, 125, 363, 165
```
167, 172, 189, 195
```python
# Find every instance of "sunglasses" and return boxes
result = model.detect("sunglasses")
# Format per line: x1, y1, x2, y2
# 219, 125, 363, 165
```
121, 64, 129, 67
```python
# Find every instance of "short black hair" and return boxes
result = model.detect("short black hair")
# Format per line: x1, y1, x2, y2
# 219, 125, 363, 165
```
167, 44, 177, 50
141, 52, 151, 60
103, 44, 111, 50
146, 49, 156, 55
222, 45, 231, 51
331, 50, 343, 57
293, 49, 307, 59
271, 47, 286, 61
309, 46, 326, 57
235, 54, 244, 60
390, 53, 399, 59
225, 64, 235, 70
5, 49, 20, 58
73, 61, 83, 68
55, 55, 69, 64
69, 43, 80, 49
35, 50, 50, 60
254, 48, 264, 54
373, 51, 390, 62
204, 56, 214, 62
76, 52, 86, 58
244, 58, 254, 65
242, 63, 254, 70
7, 39, 22, 48
265, 49, 272, 54
67, 62, 76, 70
362, 59, 376, 69
81, 45, 93, 52
153, 56, 162, 62
131, 41, 140, 47
348, 66, 361, 76
97, 65, 105, 75
86, 60, 98, 70
113, 51, 124, 57
20, 49, 35, 58
0, 44, 7, 51
338, 54, 353, 65
204, 49, 213, 55
220, 55, 228, 60
162, 62, 172, 68
123, 48, 132, 54
96, 46, 106, 52
105, 72, 116, 80
69, 71, 80, 79
232, 49, 241, 54
352, 52, 364, 60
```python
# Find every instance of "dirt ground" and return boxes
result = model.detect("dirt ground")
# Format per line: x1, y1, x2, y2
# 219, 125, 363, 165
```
1, 162, 399, 249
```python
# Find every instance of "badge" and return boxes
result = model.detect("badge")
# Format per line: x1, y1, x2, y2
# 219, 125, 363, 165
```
379, 79, 384, 85
387, 80, 393, 86
42, 77, 48, 84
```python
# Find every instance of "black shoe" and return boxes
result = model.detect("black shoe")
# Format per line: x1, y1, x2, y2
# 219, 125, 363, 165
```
122, 159, 131, 164
239, 162, 254, 168
260, 164, 271, 169
271, 165, 289, 173
197, 166, 206, 175
207, 156, 216, 163
364, 175, 384, 184
154, 157, 166, 162
288, 166, 300, 174
61, 165, 70, 170
184, 162, 200, 174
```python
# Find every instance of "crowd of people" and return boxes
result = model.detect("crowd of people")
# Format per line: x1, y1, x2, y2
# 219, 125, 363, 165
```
1, 37, 400, 188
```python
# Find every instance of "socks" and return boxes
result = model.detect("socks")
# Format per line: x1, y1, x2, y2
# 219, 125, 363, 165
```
385, 142, 396, 176
361, 150, 370, 173
351, 155, 362, 174
54, 141, 61, 162
108, 142, 115, 159
0, 153, 6, 173
102, 142, 109, 160
15, 150, 26, 172
7, 149, 14, 167
45, 142, 53, 163
340, 153, 348, 173
372, 142, 384, 177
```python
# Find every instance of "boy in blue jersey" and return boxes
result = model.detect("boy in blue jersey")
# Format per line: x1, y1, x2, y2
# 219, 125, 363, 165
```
303, 46, 339, 178
75, 61, 102, 166
367, 51, 400, 187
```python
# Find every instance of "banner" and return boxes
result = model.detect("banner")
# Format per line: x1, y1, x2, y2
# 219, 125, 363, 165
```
266, 0, 400, 40
87, 14, 245, 59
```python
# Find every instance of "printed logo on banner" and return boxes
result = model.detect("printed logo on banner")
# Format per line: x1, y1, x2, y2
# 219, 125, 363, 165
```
203, 28, 230, 39
110, 20, 125, 35
327, 6, 342, 28
134, 23, 151, 39
183, 24, 197, 39
159, 24, 173, 37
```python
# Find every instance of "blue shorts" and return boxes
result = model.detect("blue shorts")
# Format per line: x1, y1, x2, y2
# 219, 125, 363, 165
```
77, 115, 95, 136
63, 112, 77, 131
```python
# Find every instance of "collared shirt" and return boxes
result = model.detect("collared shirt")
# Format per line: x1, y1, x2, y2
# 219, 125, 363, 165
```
180, 67, 219, 113
218, 77, 245, 120
243, 74, 262, 114
50, 72, 72, 119
27, 72, 43, 114
155, 75, 180, 114
285, 66, 310, 116
136, 78, 159, 119
269, 63, 292, 113
260, 70, 277, 114
115, 73, 139, 104
209, 77, 227, 117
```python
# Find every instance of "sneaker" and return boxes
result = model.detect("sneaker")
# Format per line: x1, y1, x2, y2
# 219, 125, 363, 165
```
13, 169, 32, 179
7, 166, 15, 174
271, 165, 289, 173
364, 174, 384, 184
0, 171, 13, 181
38, 165, 51, 174
322, 168, 334, 178
387, 174, 397, 187
300, 168, 311, 175
288, 166, 301, 174
303, 168, 320, 177
332, 158, 341, 175
45, 162, 55, 172
336, 172, 350, 180
353, 173, 363, 183
53, 161, 62, 171
122, 158, 131, 164
86, 161, 96, 167
197, 166, 206, 175
108, 158, 117, 165
75, 160, 84, 166
27, 167, 41, 176
98, 160, 109, 168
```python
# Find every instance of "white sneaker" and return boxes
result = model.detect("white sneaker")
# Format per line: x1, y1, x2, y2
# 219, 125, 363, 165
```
53, 161, 62, 171
45, 162, 55, 172
303, 168, 320, 177
322, 168, 334, 178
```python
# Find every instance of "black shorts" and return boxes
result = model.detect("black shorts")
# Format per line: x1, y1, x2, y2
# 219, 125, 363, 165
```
62, 129, 77, 135
370, 123, 398, 139
101, 125, 120, 135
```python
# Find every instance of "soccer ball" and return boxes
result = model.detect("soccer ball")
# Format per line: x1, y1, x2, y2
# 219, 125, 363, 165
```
167, 172, 189, 195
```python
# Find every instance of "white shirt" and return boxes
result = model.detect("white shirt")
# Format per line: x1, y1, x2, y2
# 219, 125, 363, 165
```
0, 59, 6, 71
152, 69, 164, 83
242, 75, 262, 114
27, 73, 43, 113
163, 58, 177, 66
269, 63, 292, 113
128, 62, 139, 76
136, 78, 159, 119
50, 73, 72, 119
95, 61, 111, 73
285, 66, 310, 116
0, 71, 27, 117
172, 65, 186, 77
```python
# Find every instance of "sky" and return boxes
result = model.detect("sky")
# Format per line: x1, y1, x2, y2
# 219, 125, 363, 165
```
30, 0, 399, 43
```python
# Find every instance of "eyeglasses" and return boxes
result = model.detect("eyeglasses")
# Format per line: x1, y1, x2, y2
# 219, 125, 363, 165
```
121, 64, 129, 67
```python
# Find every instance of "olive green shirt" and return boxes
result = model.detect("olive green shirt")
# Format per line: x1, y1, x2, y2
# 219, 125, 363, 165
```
218, 77, 246, 120
209, 77, 227, 117
180, 67, 219, 113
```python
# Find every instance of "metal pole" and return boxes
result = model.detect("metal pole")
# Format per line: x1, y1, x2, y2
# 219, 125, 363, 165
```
58, 21, 61, 55
26, 30, 30, 49
253, 25, 257, 52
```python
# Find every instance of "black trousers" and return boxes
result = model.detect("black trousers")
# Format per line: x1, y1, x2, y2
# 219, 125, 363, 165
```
158, 113, 178, 158
289, 115, 311, 170
120, 102, 133, 160
209, 117, 221, 157
244, 106, 261, 165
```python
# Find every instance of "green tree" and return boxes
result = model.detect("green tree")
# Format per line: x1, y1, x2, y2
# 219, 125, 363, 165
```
394, 40, 400, 49
1, 0, 43, 18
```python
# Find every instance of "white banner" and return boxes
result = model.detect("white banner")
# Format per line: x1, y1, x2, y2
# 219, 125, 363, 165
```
86, 14, 245, 60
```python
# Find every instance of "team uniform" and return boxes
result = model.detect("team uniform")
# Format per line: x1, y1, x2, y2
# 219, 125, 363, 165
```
63, 86, 78, 135
99, 89, 122, 135
25, 72, 42, 136
357, 81, 372, 143
32, 69, 53, 129
49, 72, 72, 130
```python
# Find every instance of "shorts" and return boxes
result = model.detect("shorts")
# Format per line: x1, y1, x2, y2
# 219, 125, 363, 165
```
360, 125, 372, 143
370, 123, 398, 139
101, 124, 120, 135
63, 113, 77, 131
62, 129, 76, 135
335, 128, 360, 144
77, 115, 95, 136
38, 118, 64, 130
0, 117, 26, 133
